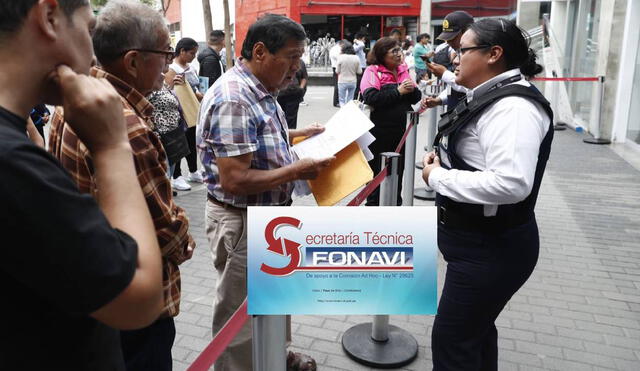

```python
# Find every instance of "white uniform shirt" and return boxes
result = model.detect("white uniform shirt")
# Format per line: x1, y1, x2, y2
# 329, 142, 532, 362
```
438, 70, 469, 105
429, 68, 551, 216
354, 39, 367, 68
329, 44, 342, 69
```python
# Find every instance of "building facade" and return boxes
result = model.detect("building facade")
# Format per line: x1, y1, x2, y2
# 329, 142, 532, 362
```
234, 0, 423, 55
531, 0, 639, 145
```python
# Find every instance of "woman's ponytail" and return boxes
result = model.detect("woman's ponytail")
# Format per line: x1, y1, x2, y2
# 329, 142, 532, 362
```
520, 48, 543, 79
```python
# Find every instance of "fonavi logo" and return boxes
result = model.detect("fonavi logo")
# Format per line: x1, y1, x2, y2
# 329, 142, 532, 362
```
259, 217, 414, 277
259, 216, 303, 276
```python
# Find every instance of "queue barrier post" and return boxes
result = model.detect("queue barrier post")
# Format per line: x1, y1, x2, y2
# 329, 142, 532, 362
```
414, 108, 439, 201
583, 76, 611, 145
341, 152, 419, 368
551, 70, 567, 131
402, 111, 420, 206
415, 80, 442, 201
252, 315, 286, 371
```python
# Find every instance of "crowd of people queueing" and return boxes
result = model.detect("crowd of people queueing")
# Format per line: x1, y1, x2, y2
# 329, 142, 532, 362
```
1, 0, 553, 370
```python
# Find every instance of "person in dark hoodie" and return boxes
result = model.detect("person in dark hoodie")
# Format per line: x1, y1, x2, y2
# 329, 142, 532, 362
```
198, 30, 225, 90
360, 37, 421, 206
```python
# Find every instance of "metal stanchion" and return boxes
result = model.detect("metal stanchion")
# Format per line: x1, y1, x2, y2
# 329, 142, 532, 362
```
342, 152, 419, 368
252, 315, 286, 371
551, 71, 567, 131
402, 111, 419, 206
583, 76, 611, 145
414, 80, 442, 201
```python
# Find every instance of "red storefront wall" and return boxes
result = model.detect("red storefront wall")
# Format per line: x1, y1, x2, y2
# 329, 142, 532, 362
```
163, 0, 181, 25
234, 0, 421, 56
431, 0, 517, 19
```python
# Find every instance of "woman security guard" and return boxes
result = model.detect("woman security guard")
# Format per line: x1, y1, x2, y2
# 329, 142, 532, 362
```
421, 19, 553, 370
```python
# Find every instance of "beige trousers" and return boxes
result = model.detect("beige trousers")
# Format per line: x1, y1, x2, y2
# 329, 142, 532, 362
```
205, 201, 291, 371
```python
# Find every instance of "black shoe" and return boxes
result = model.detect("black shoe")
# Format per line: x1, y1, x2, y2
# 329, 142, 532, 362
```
172, 191, 178, 197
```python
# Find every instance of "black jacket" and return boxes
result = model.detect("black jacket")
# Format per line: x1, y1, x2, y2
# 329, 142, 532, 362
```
198, 47, 224, 88
362, 83, 421, 128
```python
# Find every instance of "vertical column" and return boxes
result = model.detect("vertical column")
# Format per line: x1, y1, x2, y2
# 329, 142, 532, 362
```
583, 76, 611, 144
341, 153, 418, 368
252, 315, 286, 371
402, 111, 419, 206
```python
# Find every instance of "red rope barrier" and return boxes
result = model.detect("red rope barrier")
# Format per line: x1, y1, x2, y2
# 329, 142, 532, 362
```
346, 119, 417, 206
187, 298, 249, 371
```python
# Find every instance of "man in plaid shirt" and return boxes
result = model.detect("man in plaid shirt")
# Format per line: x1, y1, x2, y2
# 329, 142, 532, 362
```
49, 2, 193, 370
198, 14, 334, 371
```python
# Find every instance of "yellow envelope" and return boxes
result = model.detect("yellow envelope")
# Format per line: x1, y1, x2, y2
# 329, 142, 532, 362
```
293, 137, 373, 206
174, 83, 200, 128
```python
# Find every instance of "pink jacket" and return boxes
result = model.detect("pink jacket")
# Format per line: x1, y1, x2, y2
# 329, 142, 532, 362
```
360, 63, 414, 93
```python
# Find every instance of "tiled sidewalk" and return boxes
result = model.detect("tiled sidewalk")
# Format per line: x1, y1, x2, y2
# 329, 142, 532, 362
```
172, 86, 640, 370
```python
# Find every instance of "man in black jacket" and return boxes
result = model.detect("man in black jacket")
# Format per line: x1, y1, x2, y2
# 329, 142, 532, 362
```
277, 60, 308, 129
198, 30, 225, 90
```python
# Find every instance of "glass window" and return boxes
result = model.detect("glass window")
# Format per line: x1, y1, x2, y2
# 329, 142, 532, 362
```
569, 0, 601, 127
627, 39, 640, 144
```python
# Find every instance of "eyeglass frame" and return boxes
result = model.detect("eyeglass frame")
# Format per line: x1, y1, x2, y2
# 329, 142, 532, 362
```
386, 47, 403, 56
118, 47, 175, 63
455, 44, 492, 58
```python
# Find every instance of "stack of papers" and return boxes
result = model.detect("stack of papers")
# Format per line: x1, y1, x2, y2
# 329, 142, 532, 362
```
291, 101, 376, 206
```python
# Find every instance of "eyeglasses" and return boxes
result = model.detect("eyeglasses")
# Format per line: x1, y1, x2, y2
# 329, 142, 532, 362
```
120, 47, 175, 63
387, 47, 403, 56
455, 45, 491, 57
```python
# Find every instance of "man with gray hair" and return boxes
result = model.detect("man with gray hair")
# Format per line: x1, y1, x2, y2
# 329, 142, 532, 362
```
49, 1, 194, 370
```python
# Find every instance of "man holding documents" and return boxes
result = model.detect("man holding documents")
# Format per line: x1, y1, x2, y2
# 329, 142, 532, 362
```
197, 14, 332, 371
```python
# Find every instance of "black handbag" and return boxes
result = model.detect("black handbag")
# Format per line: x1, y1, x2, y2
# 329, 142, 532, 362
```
159, 126, 190, 166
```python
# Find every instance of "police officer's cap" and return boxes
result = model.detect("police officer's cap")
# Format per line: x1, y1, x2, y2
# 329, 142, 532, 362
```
437, 11, 474, 41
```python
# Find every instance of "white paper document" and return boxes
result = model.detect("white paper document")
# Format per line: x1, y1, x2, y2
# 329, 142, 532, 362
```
356, 132, 376, 161
291, 100, 374, 160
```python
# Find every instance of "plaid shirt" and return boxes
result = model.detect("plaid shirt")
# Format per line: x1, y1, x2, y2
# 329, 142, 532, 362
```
197, 59, 294, 207
49, 67, 194, 318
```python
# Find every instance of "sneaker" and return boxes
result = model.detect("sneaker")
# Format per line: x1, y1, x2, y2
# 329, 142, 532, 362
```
299, 101, 308, 106
187, 171, 204, 183
172, 176, 191, 191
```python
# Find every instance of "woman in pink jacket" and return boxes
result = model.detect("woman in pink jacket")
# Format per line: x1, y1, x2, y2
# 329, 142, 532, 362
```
360, 37, 422, 205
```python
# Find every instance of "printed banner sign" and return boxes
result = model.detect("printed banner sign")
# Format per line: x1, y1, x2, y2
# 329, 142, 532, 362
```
247, 206, 437, 315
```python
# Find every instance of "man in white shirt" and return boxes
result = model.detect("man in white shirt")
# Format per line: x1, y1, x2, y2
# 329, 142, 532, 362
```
353, 33, 367, 100
329, 40, 343, 107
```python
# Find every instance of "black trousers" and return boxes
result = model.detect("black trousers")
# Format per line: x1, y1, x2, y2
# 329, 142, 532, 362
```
277, 97, 301, 129
332, 67, 339, 106
432, 218, 539, 370
173, 126, 198, 178
365, 125, 404, 206
120, 317, 176, 371
354, 72, 363, 101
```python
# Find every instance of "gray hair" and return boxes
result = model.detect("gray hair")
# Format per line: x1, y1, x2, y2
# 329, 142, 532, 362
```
92, 0, 168, 64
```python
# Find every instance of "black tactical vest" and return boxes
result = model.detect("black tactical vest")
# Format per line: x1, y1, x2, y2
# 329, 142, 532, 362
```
434, 82, 554, 229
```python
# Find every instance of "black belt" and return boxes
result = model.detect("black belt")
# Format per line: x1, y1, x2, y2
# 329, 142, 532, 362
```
437, 204, 533, 233
207, 193, 293, 209
207, 193, 246, 211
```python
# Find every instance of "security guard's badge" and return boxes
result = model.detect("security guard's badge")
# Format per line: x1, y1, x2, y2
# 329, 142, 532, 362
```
443, 19, 451, 31
441, 136, 449, 150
